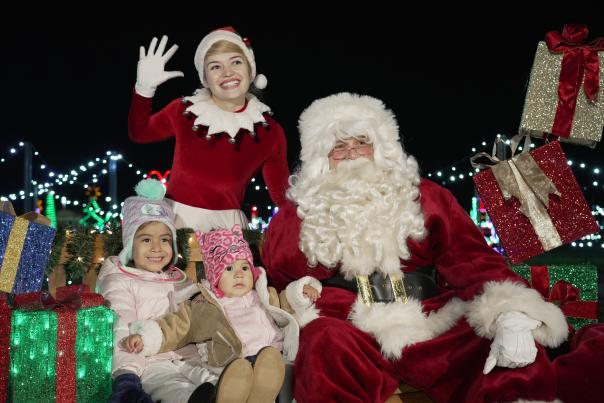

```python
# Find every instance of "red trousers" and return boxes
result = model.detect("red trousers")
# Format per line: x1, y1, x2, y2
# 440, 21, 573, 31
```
294, 316, 558, 403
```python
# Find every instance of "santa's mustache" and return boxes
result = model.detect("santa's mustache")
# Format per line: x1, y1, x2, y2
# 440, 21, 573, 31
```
324, 158, 384, 187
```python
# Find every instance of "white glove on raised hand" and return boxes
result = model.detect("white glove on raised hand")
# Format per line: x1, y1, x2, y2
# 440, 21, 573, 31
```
135, 35, 184, 97
483, 311, 541, 374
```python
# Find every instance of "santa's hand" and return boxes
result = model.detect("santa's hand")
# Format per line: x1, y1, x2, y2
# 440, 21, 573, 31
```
286, 277, 322, 310
135, 35, 183, 97
284, 276, 322, 327
303, 284, 320, 303
483, 311, 541, 374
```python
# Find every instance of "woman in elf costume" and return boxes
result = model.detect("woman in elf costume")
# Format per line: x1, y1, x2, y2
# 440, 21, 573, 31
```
129, 26, 289, 232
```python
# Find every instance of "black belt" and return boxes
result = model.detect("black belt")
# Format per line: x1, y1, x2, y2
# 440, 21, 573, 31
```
321, 268, 439, 303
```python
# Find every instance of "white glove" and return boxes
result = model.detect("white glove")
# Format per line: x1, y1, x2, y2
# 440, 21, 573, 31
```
483, 311, 541, 374
135, 35, 183, 97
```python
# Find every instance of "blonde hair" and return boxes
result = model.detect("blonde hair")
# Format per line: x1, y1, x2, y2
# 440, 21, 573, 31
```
204, 40, 252, 76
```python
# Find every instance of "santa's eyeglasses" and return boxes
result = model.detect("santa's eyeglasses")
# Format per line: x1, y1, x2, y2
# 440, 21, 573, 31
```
328, 142, 373, 160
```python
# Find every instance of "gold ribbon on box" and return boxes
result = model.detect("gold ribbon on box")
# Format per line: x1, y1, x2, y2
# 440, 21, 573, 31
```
0, 201, 51, 293
471, 136, 563, 251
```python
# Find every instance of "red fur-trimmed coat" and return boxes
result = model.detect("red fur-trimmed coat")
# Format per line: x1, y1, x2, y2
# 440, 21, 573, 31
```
263, 179, 570, 403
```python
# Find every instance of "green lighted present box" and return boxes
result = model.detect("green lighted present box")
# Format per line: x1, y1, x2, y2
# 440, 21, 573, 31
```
512, 264, 598, 331
7, 285, 114, 403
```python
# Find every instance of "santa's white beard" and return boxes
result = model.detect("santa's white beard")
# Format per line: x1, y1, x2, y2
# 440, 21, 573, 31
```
298, 158, 426, 278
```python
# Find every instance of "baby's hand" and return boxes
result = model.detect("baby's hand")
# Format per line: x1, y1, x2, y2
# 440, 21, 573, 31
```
125, 334, 144, 353
302, 284, 320, 303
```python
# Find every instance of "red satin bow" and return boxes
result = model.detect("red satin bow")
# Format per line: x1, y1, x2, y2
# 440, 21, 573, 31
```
544, 24, 604, 136
12, 284, 105, 311
530, 265, 597, 320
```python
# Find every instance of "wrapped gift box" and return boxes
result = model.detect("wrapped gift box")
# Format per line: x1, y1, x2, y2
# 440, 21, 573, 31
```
6, 285, 113, 403
0, 201, 56, 294
512, 264, 598, 331
473, 140, 599, 263
520, 24, 604, 147
0, 294, 10, 403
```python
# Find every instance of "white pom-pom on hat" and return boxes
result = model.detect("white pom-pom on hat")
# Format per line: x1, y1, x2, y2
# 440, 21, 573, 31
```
253, 74, 267, 90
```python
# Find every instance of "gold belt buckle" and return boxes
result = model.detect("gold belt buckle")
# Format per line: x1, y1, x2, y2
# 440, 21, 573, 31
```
355, 274, 408, 306
356, 275, 374, 306
389, 274, 408, 304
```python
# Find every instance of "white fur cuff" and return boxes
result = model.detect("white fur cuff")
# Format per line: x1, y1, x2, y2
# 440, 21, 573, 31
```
466, 280, 568, 348
349, 297, 466, 360
130, 320, 164, 356
285, 276, 322, 327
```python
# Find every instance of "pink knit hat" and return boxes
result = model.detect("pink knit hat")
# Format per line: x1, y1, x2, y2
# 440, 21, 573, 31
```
196, 224, 260, 297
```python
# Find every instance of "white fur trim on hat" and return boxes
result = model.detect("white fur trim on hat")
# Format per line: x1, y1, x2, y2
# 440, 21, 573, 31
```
297, 92, 406, 177
193, 26, 267, 89
466, 280, 569, 348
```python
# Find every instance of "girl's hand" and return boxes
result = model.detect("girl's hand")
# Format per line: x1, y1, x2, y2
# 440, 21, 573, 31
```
125, 334, 144, 353
302, 284, 320, 303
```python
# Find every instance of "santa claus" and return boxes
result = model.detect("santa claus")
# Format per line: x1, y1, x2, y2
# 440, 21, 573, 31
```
262, 93, 570, 403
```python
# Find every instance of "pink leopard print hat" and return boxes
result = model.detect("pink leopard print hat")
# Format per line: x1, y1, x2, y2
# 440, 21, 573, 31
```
197, 224, 260, 297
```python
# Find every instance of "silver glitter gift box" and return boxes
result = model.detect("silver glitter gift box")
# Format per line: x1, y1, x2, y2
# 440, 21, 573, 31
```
520, 28, 604, 148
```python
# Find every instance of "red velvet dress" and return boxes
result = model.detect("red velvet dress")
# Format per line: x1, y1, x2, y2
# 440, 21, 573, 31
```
263, 180, 563, 403
128, 92, 289, 210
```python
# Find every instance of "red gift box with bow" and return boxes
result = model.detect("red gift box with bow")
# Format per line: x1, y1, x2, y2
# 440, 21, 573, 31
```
3, 285, 113, 403
473, 139, 599, 263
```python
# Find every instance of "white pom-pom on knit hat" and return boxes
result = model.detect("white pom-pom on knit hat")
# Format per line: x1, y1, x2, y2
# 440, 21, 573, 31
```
194, 26, 267, 90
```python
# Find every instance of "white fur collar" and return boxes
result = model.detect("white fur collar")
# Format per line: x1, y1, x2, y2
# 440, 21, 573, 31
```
183, 88, 271, 139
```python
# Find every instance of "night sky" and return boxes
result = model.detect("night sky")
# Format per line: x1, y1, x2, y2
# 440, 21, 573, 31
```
2, 15, 603, 217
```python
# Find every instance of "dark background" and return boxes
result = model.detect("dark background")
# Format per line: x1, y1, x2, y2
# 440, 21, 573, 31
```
1, 14, 603, 218
1, 12, 603, 320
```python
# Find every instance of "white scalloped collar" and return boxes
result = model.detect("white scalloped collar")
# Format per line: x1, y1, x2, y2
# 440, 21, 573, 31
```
183, 88, 271, 139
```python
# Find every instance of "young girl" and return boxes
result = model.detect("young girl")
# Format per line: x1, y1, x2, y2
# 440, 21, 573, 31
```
125, 224, 317, 403
97, 179, 216, 403
129, 26, 290, 232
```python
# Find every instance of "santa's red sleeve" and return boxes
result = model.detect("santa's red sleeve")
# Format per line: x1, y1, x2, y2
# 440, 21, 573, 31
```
262, 201, 333, 292
419, 180, 568, 348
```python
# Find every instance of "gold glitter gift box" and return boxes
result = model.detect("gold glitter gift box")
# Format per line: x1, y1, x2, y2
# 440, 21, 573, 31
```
512, 265, 598, 331
473, 140, 599, 264
0, 201, 56, 294
519, 24, 604, 147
